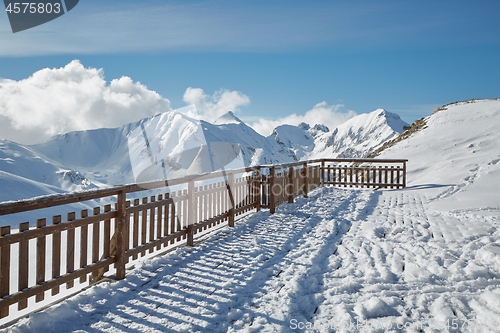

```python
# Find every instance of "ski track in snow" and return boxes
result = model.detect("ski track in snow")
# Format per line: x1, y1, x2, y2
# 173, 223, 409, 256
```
7, 187, 500, 333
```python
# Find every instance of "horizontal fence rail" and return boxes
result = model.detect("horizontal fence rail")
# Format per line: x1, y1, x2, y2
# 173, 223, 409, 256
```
0, 158, 407, 324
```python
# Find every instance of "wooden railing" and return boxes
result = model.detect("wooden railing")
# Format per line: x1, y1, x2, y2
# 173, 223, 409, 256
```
320, 158, 407, 189
0, 158, 406, 324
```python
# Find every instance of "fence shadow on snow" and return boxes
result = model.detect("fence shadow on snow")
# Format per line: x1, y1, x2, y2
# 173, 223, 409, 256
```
0, 158, 407, 325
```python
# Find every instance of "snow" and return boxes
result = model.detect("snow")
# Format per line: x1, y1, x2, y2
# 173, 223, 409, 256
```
4, 99, 500, 332
6, 185, 499, 332
4, 101, 500, 332
213, 111, 243, 125
381, 99, 500, 212
0, 107, 404, 209
269, 124, 315, 160
266, 109, 406, 161
311, 109, 408, 159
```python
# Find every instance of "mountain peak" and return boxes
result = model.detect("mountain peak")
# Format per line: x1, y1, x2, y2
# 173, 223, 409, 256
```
0, 105, 411, 203
298, 122, 310, 130
214, 111, 243, 125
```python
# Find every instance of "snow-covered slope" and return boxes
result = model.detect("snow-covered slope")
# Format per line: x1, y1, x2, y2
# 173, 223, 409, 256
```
0, 140, 66, 202
204, 111, 297, 166
268, 123, 315, 161
310, 109, 408, 159
31, 126, 135, 185
380, 99, 500, 212
0, 110, 299, 202
213, 110, 242, 125
0, 107, 407, 203
8, 99, 500, 333
266, 109, 407, 161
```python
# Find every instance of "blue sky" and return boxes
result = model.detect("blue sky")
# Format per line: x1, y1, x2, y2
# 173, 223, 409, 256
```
1, 0, 500, 141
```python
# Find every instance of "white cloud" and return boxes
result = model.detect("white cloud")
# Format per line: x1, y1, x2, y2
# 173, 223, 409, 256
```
0, 60, 171, 144
250, 102, 358, 136
182, 87, 250, 122
0, 63, 356, 145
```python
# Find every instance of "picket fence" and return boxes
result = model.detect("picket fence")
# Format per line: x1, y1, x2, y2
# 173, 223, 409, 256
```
0, 158, 406, 323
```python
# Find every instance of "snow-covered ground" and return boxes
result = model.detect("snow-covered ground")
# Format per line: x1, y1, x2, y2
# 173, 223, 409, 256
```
6, 186, 499, 333
5, 100, 500, 332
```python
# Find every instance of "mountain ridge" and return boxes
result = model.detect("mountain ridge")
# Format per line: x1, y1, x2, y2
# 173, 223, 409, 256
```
0, 108, 407, 202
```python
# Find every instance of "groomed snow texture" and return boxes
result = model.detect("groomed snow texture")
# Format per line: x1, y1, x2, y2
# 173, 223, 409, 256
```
5, 100, 500, 332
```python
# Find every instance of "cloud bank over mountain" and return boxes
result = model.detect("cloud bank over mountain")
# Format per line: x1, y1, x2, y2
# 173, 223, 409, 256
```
0, 61, 359, 144
0, 60, 171, 144
182, 87, 250, 122
250, 102, 358, 136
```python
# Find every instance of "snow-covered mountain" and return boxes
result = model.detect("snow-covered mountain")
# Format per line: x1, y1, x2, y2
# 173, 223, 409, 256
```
267, 109, 408, 161
380, 99, 500, 212
309, 109, 408, 159
0, 108, 407, 203
267, 123, 316, 161
7, 99, 500, 332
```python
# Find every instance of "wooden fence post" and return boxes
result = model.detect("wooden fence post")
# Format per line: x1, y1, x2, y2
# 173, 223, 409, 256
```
91, 208, 100, 282
19, 222, 29, 309
0, 226, 11, 318
52, 215, 62, 296
288, 166, 294, 204
187, 180, 195, 246
390, 166, 395, 189
115, 190, 127, 280
36, 218, 46, 303
302, 162, 308, 198
349, 165, 354, 187
269, 166, 276, 214
256, 167, 261, 212
321, 160, 325, 187
66, 212, 75, 288
384, 166, 389, 188
227, 172, 235, 227
148, 196, 155, 253
79, 210, 88, 284
403, 161, 407, 188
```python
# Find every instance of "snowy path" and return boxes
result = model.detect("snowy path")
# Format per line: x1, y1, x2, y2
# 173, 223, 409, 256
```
310, 190, 500, 332
7, 187, 500, 333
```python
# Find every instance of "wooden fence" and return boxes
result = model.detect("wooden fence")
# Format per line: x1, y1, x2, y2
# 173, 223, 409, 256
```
0, 158, 406, 323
